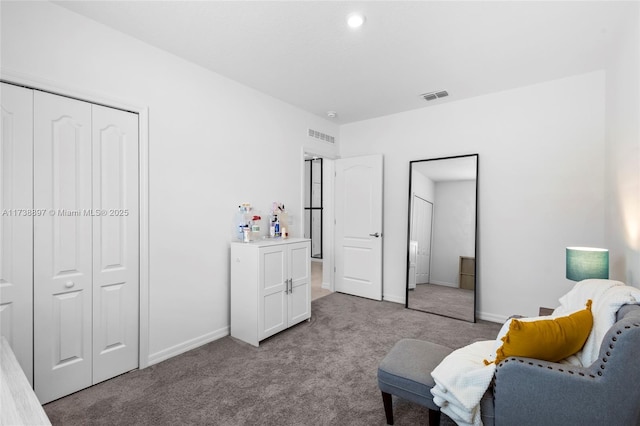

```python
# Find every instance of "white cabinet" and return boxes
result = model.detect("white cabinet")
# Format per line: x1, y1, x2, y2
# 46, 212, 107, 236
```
231, 238, 311, 346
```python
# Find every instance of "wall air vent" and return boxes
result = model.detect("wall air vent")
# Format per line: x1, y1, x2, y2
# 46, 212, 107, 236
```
420, 90, 449, 101
308, 128, 335, 144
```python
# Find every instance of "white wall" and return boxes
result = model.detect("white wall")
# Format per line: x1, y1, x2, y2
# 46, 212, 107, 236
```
412, 170, 435, 202
1, 1, 338, 364
605, 4, 640, 288
3, 1, 636, 362
430, 180, 476, 287
340, 71, 606, 321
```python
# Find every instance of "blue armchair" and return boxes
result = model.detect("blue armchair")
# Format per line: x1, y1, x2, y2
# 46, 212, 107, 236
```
378, 304, 640, 425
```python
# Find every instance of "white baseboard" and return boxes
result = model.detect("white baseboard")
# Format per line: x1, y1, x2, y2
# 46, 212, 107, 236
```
477, 311, 508, 324
429, 280, 457, 288
147, 326, 229, 366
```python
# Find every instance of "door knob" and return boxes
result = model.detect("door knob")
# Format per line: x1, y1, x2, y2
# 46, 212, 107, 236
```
369, 232, 381, 238
65, 281, 75, 288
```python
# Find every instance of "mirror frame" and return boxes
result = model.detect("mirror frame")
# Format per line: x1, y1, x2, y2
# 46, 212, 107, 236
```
405, 153, 479, 322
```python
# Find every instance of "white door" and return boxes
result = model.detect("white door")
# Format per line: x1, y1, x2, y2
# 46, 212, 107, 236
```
33, 92, 140, 403
412, 195, 432, 284
0, 83, 34, 384
34, 91, 93, 403
335, 154, 383, 300
408, 240, 418, 290
91, 104, 139, 384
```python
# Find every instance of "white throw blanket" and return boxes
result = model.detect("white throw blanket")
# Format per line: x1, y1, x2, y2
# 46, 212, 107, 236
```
553, 279, 640, 366
431, 341, 495, 426
430, 279, 640, 425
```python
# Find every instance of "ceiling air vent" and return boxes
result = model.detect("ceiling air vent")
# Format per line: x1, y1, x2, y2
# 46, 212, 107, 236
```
420, 90, 449, 101
308, 128, 335, 144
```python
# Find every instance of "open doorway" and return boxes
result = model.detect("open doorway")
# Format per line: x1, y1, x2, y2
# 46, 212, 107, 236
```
303, 153, 334, 301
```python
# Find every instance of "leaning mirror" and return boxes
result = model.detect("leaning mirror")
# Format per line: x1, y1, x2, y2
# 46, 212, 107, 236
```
406, 154, 478, 322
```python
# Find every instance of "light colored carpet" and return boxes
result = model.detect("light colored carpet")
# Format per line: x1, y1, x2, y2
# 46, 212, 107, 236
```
44, 292, 501, 425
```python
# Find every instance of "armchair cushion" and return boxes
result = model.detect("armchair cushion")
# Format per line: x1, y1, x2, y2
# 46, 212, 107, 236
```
493, 299, 593, 364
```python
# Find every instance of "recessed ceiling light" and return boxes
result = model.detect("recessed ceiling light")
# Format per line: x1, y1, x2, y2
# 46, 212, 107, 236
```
327, 111, 337, 119
347, 13, 366, 29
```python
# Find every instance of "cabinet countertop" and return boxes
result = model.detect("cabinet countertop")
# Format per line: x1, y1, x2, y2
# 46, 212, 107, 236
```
231, 237, 310, 247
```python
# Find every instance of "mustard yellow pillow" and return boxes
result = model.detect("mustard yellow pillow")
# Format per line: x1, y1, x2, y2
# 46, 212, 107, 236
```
493, 299, 593, 364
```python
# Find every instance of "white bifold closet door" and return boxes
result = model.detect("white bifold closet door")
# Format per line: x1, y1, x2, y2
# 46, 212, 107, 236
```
0, 84, 34, 385
90, 104, 139, 384
33, 91, 139, 403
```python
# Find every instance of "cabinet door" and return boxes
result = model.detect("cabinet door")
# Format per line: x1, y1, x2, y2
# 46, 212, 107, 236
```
34, 91, 93, 403
259, 246, 287, 339
288, 242, 311, 325
0, 83, 34, 385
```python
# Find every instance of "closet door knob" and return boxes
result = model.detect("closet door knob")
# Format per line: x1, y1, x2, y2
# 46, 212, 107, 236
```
65, 281, 75, 289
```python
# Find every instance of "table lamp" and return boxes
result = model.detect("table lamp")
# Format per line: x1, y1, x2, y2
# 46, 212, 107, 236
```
566, 247, 609, 281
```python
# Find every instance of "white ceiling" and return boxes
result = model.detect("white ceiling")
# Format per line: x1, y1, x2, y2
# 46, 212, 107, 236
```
413, 155, 477, 182
54, 1, 631, 124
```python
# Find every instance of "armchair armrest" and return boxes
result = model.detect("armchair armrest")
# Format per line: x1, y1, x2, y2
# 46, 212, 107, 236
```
493, 311, 640, 426
493, 357, 608, 426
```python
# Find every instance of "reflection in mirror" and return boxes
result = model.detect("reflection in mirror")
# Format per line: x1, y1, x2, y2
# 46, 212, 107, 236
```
406, 154, 478, 322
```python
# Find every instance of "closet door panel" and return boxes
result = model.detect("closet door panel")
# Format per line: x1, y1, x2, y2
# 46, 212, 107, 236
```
34, 91, 93, 403
91, 104, 139, 383
0, 83, 34, 384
